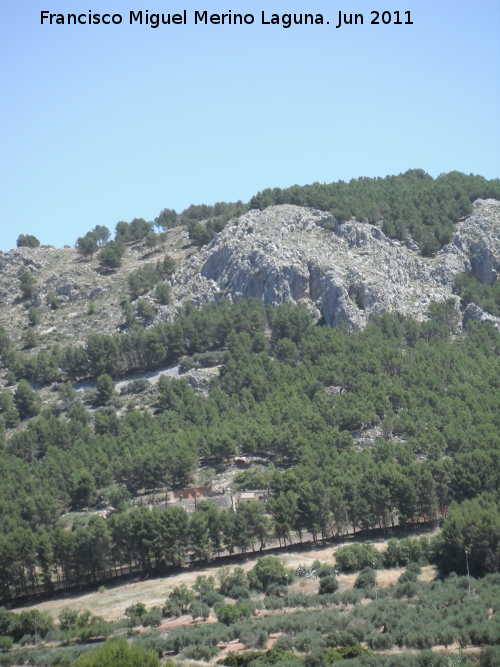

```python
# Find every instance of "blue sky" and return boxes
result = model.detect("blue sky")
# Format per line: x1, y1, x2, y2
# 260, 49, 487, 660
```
0, 0, 499, 250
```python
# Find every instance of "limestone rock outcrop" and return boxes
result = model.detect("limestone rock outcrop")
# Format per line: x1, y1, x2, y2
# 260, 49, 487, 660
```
463, 303, 500, 331
164, 199, 500, 330
453, 199, 500, 285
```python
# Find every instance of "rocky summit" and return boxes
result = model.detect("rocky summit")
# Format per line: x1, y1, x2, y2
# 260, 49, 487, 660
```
162, 199, 500, 330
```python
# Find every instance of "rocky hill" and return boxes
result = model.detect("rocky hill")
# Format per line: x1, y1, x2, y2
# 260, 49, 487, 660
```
163, 198, 500, 331
0, 198, 499, 366
0, 226, 193, 351
3, 189, 500, 636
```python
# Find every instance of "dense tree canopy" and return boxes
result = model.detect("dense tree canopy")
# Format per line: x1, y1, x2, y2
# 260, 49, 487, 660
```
248, 170, 500, 254
155, 170, 500, 253
0, 296, 500, 599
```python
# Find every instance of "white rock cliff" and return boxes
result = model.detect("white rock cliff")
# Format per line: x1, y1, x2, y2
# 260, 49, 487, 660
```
163, 199, 500, 330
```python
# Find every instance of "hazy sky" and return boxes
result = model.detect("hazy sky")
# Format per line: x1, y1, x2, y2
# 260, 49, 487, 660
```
0, 0, 499, 250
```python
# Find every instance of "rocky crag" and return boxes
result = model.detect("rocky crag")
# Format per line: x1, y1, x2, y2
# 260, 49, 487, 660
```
0, 200, 499, 354
163, 199, 500, 330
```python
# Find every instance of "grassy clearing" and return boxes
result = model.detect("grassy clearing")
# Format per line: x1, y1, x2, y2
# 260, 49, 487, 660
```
14, 539, 438, 624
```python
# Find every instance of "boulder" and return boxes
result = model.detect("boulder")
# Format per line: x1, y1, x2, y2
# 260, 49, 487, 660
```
463, 303, 500, 331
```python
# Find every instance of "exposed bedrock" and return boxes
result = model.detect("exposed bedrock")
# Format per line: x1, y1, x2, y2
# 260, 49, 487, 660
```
163, 199, 500, 330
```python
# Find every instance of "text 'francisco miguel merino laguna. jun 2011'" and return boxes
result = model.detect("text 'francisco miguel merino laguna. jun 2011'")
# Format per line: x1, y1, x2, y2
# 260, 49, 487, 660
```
40, 9, 414, 29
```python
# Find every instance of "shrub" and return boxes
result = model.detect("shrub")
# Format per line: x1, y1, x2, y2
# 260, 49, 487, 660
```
248, 557, 294, 592
120, 378, 150, 395
18, 267, 36, 299
393, 581, 419, 599
127, 260, 171, 300
354, 567, 376, 590
73, 637, 160, 666
274, 635, 294, 652
162, 603, 181, 619
182, 644, 219, 661
104, 484, 131, 512
27, 307, 41, 327
367, 632, 394, 650
189, 602, 210, 621
335, 543, 382, 573
321, 594, 340, 607
264, 597, 284, 611
142, 608, 163, 628
315, 564, 336, 579
406, 562, 422, 575
266, 583, 287, 598
46, 292, 59, 310
229, 585, 251, 600
398, 570, 418, 584
294, 631, 325, 653
244, 630, 268, 649
0, 636, 13, 650
17, 234, 40, 248
289, 593, 314, 608
132, 632, 169, 658
96, 373, 115, 405
58, 609, 80, 632
99, 240, 125, 270
163, 584, 195, 616
136, 298, 156, 324
204, 592, 225, 607
340, 590, 361, 606
328, 645, 367, 660
319, 576, 339, 595
335, 631, 359, 648
126, 603, 147, 620
18, 635, 33, 646
323, 648, 343, 663
180, 351, 225, 371
304, 650, 326, 667
76, 620, 115, 642
480, 645, 500, 666
22, 327, 39, 349
216, 603, 252, 625
218, 567, 249, 596
154, 283, 171, 306
382, 537, 430, 568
